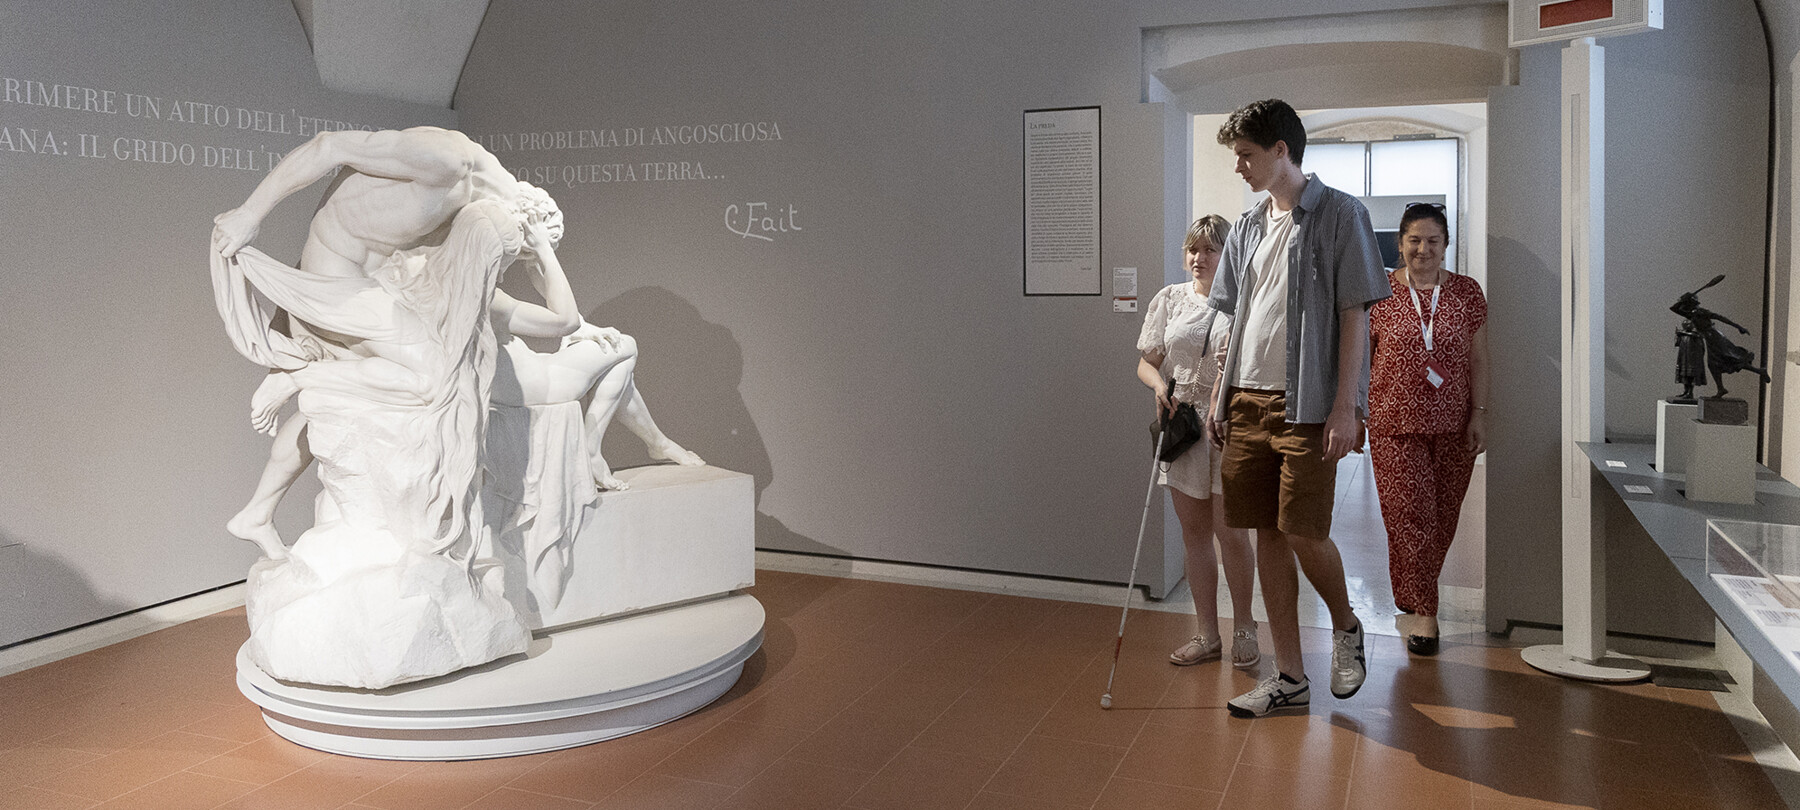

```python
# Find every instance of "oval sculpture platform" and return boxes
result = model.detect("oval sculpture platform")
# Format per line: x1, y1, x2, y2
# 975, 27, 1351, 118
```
235, 592, 764, 760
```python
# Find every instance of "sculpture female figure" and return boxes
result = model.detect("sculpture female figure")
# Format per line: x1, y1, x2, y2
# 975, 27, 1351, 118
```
1669, 274, 1769, 399
482, 186, 704, 615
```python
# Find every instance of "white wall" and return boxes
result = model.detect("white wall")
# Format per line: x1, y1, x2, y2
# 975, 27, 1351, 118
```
1189, 112, 1244, 267
2, 0, 1782, 647
0, 1, 455, 647
1765, 1, 1800, 478
1485, 0, 1770, 638
454, 0, 1502, 590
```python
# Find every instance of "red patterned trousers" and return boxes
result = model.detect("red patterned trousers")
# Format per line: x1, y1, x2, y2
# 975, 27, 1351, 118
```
1369, 432, 1477, 616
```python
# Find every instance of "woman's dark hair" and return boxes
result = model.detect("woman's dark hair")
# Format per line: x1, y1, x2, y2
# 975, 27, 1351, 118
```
1398, 201, 1449, 239
1216, 99, 1306, 166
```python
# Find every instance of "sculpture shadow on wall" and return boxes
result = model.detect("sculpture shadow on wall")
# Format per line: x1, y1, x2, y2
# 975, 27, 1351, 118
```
0, 533, 131, 652
580, 286, 839, 556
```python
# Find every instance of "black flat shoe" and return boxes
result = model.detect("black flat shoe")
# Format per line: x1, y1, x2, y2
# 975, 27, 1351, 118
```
1405, 634, 1439, 656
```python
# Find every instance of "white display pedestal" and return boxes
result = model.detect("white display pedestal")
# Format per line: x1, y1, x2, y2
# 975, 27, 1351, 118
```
1687, 421, 1757, 505
519, 464, 755, 630
1520, 644, 1650, 682
1655, 401, 1697, 473
237, 593, 764, 760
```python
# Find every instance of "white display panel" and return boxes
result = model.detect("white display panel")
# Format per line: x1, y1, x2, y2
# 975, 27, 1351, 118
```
1509, 0, 1663, 48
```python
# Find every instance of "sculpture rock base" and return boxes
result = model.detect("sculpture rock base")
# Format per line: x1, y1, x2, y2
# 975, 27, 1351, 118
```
245, 537, 530, 690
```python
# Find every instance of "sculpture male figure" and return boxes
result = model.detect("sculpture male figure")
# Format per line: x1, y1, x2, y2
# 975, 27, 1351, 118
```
213, 126, 570, 560
210, 127, 566, 687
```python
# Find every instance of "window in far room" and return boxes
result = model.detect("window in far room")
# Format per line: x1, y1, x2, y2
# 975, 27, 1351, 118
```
1193, 104, 1486, 286
1311, 135, 1460, 272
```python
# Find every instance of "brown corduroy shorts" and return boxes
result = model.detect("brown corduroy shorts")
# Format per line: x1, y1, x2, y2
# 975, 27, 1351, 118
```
1220, 388, 1337, 539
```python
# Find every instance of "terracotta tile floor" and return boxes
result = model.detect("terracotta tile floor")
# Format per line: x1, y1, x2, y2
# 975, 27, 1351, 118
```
0, 570, 1786, 810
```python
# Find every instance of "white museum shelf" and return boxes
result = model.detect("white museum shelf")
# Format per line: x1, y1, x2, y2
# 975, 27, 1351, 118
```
1579, 441, 1800, 711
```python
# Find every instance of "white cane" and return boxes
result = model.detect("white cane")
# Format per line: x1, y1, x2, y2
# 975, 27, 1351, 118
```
1101, 426, 1167, 710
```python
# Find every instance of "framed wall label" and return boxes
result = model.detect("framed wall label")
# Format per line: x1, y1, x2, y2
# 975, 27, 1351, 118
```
1024, 106, 1100, 295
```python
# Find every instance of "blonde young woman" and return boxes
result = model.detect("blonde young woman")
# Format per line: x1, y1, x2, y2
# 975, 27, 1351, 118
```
1136, 215, 1259, 668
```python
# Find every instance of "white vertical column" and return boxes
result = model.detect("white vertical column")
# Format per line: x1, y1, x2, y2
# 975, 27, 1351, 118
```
1523, 37, 1648, 682
1561, 37, 1607, 664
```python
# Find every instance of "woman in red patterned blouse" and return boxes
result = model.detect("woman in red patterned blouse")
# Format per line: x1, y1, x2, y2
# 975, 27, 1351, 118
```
1366, 203, 1490, 656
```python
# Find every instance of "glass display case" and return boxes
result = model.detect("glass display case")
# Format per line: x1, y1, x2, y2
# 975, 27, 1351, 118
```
1707, 520, 1800, 632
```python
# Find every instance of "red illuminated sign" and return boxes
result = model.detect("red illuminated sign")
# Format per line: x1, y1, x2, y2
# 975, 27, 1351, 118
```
1540, 0, 1615, 28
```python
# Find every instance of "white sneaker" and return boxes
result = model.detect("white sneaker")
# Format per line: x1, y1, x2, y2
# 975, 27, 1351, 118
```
1227, 672, 1310, 718
1331, 621, 1366, 699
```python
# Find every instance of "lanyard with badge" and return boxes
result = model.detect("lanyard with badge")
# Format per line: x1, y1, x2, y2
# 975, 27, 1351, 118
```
1409, 278, 1448, 389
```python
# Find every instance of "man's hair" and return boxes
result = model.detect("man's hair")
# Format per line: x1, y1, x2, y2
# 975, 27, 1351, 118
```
1184, 214, 1231, 253
1216, 99, 1306, 166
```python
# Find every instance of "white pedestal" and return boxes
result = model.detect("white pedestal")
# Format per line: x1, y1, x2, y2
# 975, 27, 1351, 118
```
1656, 401, 1697, 473
1687, 421, 1757, 505
510, 464, 755, 631
236, 592, 764, 760
1521, 644, 1651, 682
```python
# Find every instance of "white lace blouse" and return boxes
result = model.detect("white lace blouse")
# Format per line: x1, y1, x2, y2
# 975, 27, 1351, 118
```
1137, 282, 1231, 408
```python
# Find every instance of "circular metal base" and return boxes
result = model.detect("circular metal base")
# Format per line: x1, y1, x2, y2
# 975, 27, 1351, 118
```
1521, 644, 1652, 683
237, 593, 764, 760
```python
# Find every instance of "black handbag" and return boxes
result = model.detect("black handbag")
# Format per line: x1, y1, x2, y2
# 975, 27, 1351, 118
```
1149, 307, 1217, 464
1157, 378, 1203, 463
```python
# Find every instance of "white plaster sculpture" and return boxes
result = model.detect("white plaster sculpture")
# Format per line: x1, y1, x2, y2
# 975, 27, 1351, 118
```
480, 189, 704, 616
210, 127, 548, 689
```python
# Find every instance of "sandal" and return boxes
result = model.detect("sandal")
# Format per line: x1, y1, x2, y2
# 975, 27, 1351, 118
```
1231, 628, 1261, 669
1169, 635, 1222, 666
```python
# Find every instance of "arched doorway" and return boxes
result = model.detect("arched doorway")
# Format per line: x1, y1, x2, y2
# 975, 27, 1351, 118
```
1141, 7, 1514, 640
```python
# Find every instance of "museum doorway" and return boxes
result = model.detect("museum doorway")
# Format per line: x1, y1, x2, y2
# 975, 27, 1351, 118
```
1143, 5, 1513, 638
1183, 102, 1491, 638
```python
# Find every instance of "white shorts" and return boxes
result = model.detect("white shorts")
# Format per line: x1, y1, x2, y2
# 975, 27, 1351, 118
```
1159, 413, 1223, 500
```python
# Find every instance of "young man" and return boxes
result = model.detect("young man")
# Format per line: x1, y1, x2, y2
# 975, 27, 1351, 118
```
1205, 99, 1390, 718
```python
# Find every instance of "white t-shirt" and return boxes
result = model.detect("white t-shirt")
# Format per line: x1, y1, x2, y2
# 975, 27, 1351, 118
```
1231, 205, 1297, 390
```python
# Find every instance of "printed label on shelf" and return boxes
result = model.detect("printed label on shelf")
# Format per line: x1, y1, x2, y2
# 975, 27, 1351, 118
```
1754, 608, 1800, 629
1718, 574, 1786, 609
1715, 575, 1800, 639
